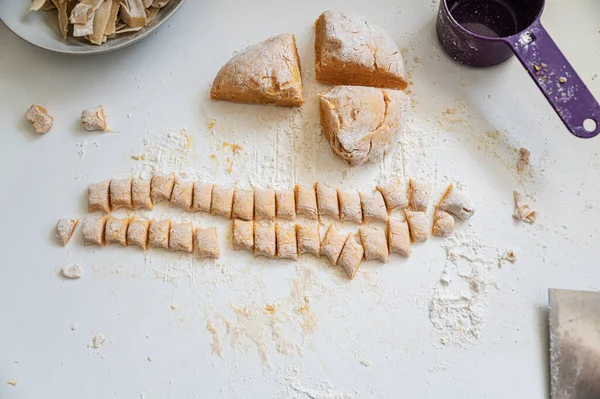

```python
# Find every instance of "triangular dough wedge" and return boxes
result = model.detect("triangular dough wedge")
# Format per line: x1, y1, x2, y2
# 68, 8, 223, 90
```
319, 85, 410, 166
211, 33, 304, 107
315, 10, 408, 90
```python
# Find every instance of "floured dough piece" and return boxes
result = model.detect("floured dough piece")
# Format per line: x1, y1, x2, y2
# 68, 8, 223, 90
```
296, 223, 320, 256
405, 210, 429, 243
61, 264, 83, 279
438, 183, 474, 220
315, 10, 408, 89
211, 33, 304, 107
132, 179, 153, 210
81, 215, 106, 246
321, 225, 346, 266
254, 188, 276, 221
360, 225, 388, 262
387, 216, 411, 257
377, 182, 408, 212
276, 189, 296, 221
232, 219, 254, 251
88, 180, 111, 213
254, 223, 276, 259
192, 183, 213, 213
432, 209, 455, 237
295, 185, 318, 220
110, 178, 133, 210
513, 191, 536, 224
56, 218, 79, 246
105, 217, 129, 246
151, 173, 175, 204
232, 188, 254, 221
169, 222, 193, 253
25, 105, 53, 134
148, 219, 170, 249
127, 219, 150, 249
338, 234, 364, 280
276, 223, 298, 261
170, 179, 193, 211
211, 186, 234, 219
195, 227, 220, 259
319, 86, 410, 166
81, 106, 108, 131
316, 183, 339, 220
408, 179, 431, 212
338, 190, 363, 224
360, 190, 388, 223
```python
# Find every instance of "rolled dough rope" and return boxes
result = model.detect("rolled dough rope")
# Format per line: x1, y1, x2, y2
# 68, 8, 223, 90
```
360, 190, 388, 223
88, 180, 111, 213
338, 190, 363, 225
376, 181, 408, 212
81, 215, 106, 246
276, 223, 297, 261
148, 219, 170, 249
337, 234, 364, 280
132, 179, 154, 210
195, 227, 220, 259
295, 184, 318, 220
408, 178, 431, 212
360, 225, 388, 262
56, 218, 79, 246
405, 210, 429, 243
211, 185, 234, 219
105, 216, 129, 246
254, 222, 276, 259
151, 173, 175, 204
275, 189, 296, 221
254, 188, 276, 221
316, 182, 340, 220
169, 222, 194, 253
232, 219, 254, 251
432, 209, 455, 237
320, 224, 346, 266
127, 219, 150, 249
232, 188, 254, 221
437, 183, 474, 221
110, 178, 133, 210
387, 216, 411, 257
192, 183, 214, 213
296, 223, 320, 256
170, 178, 194, 211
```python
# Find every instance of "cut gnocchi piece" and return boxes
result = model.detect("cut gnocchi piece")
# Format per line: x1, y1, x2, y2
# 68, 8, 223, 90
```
192, 183, 214, 213
276, 223, 298, 261
408, 179, 432, 212
195, 227, 220, 259
110, 178, 133, 210
338, 190, 363, 224
81, 106, 108, 131
438, 183, 474, 220
320, 225, 346, 265
132, 179, 154, 210
105, 217, 129, 246
232, 188, 254, 221
127, 219, 150, 249
376, 181, 408, 212
405, 210, 429, 243
25, 104, 53, 134
337, 234, 364, 280
360, 225, 388, 262
211, 186, 234, 219
254, 188, 276, 221
387, 216, 411, 257
232, 219, 254, 251
295, 185, 318, 220
170, 178, 194, 211
148, 219, 170, 249
88, 180, 111, 213
296, 223, 320, 256
360, 190, 388, 222
56, 218, 79, 246
81, 215, 106, 246
276, 189, 296, 221
169, 222, 194, 253
432, 209, 455, 237
254, 222, 276, 259
151, 173, 176, 204
316, 183, 339, 220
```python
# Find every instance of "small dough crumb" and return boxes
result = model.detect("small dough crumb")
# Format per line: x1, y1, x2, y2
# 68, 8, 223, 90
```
195, 227, 220, 259
276, 223, 297, 260
61, 264, 83, 279
81, 106, 108, 131
25, 104, 53, 134
90, 333, 106, 349
56, 218, 79, 246
232, 219, 254, 251
338, 234, 364, 280
513, 191, 536, 223
499, 250, 517, 268
517, 148, 530, 173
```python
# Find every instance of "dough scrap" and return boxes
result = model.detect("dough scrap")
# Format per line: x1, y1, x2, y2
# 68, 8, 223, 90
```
25, 105, 53, 134
81, 106, 108, 131
110, 178, 133, 210
170, 179, 193, 211
360, 190, 388, 222
432, 209, 455, 237
517, 147, 530, 173
276, 223, 298, 261
132, 179, 153, 210
295, 185, 318, 220
192, 183, 214, 213
408, 179, 431, 212
127, 219, 150, 249
232, 188, 254, 221
321, 225, 346, 266
387, 216, 411, 257
148, 219, 170, 249
337, 234, 364, 280
296, 223, 320, 256
316, 183, 339, 220
169, 222, 194, 253
254, 222, 276, 259
211, 186, 234, 219
211, 33, 304, 107
319, 85, 410, 166
315, 10, 408, 89
405, 210, 429, 243
338, 190, 363, 224
275, 189, 296, 221
377, 182, 408, 212
81, 215, 106, 246
88, 180, 111, 213
254, 188, 276, 221
105, 217, 129, 246
151, 173, 175, 204
438, 183, 474, 221
56, 218, 79, 246
513, 191, 536, 223
61, 264, 83, 279
195, 227, 220, 259
232, 219, 254, 251
360, 225, 388, 262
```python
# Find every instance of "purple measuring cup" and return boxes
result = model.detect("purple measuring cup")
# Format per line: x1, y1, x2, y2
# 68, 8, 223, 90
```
436, 0, 600, 139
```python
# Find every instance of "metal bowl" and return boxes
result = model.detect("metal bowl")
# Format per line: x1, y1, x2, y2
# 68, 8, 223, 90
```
0, 0, 186, 55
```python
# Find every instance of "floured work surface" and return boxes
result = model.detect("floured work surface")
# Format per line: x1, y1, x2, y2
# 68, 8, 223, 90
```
1, 1, 600, 398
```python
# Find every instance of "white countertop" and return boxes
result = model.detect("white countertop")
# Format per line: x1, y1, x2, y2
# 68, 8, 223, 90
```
1, 1, 600, 398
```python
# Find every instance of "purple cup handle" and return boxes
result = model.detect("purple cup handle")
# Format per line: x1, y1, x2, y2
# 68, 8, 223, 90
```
503, 20, 600, 139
